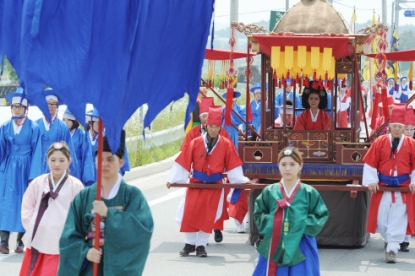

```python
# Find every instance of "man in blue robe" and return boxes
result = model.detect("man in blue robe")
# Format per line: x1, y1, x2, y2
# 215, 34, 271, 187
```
221, 91, 246, 151
85, 107, 130, 176
62, 107, 95, 186
36, 89, 78, 176
0, 89, 42, 254
275, 80, 303, 119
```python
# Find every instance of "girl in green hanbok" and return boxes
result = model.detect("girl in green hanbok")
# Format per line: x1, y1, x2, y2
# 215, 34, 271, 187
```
253, 147, 329, 276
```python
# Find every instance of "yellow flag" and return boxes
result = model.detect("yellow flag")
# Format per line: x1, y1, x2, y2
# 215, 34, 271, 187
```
353, 8, 357, 23
185, 113, 193, 135
409, 62, 413, 85
372, 10, 376, 25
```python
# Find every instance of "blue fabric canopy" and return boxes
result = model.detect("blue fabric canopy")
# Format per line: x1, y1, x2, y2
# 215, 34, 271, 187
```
3, 0, 214, 151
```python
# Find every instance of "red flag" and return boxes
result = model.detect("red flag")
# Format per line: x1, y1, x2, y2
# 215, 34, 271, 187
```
224, 87, 233, 126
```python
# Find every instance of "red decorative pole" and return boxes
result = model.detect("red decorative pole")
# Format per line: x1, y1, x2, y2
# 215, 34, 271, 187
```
93, 118, 103, 276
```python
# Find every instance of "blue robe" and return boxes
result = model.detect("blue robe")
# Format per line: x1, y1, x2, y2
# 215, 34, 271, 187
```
88, 132, 130, 176
70, 128, 95, 186
275, 92, 302, 119
36, 118, 78, 176
222, 105, 246, 150
250, 100, 261, 133
399, 85, 409, 103
0, 119, 42, 232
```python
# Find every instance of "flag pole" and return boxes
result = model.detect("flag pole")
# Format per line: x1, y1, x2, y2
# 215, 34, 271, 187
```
93, 118, 103, 276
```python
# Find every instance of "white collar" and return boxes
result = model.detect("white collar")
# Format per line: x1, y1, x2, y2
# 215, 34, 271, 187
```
102, 173, 122, 200
281, 179, 301, 198
50, 171, 67, 192
13, 117, 26, 134
309, 109, 319, 122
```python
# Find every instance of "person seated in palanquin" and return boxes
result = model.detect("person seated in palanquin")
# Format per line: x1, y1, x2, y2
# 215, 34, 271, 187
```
294, 82, 331, 130
274, 101, 294, 127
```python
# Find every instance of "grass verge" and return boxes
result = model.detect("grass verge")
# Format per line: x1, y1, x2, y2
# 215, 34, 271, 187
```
128, 138, 183, 167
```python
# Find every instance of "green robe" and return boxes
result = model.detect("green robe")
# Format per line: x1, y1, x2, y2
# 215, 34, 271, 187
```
58, 181, 154, 276
254, 183, 328, 266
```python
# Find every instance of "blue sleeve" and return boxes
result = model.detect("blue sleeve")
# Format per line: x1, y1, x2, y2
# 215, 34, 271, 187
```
29, 122, 43, 180
80, 130, 96, 185
120, 145, 130, 176
63, 126, 79, 177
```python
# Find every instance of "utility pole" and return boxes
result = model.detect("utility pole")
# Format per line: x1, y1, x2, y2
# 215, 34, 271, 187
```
230, 0, 239, 43
382, 0, 388, 25
286, 0, 289, 12
395, 0, 401, 34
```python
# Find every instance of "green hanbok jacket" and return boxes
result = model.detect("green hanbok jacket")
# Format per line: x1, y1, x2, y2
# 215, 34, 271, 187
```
254, 183, 328, 266
58, 181, 154, 276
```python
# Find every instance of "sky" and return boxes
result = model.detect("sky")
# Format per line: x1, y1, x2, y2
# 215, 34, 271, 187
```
214, 0, 415, 29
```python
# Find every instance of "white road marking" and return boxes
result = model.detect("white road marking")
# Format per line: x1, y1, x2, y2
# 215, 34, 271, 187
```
148, 189, 184, 206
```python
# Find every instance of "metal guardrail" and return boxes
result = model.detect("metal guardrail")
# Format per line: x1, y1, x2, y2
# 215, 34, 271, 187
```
126, 124, 184, 150
170, 183, 411, 192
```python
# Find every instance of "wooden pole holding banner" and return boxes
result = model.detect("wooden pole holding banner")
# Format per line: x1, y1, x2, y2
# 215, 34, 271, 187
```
93, 119, 104, 276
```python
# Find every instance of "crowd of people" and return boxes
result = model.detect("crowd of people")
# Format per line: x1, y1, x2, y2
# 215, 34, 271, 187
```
0, 88, 153, 275
2, 77, 414, 275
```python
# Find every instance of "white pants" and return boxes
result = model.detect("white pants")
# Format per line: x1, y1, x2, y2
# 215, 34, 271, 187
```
183, 231, 211, 247
233, 213, 250, 228
377, 192, 408, 254
404, 235, 411, 243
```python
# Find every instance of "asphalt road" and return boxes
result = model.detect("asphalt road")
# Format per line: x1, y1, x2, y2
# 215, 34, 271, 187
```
1, 170, 414, 275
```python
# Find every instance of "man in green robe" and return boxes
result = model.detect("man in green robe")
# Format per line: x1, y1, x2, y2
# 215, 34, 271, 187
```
58, 130, 154, 275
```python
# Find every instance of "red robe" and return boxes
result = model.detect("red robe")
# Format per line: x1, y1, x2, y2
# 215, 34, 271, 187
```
293, 110, 331, 130
180, 125, 232, 151
370, 116, 388, 136
176, 135, 243, 233
363, 135, 415, 234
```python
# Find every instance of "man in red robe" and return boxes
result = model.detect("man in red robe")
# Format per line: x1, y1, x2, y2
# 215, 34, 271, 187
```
370, 95, 399, 136
363, 103, 415, 263
181, 97, 232, 151
166, 106, 250, 257
336, 87, 351, 128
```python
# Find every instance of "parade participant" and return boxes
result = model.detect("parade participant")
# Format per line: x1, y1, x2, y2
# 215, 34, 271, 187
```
397, 77, 410, 103
181, 97, 233, 242
400, 107, 415, 252
191, 87, 209, 127
250, 83, 263, 132
221, 91, 246, 150
274, 101, 294, 127
336, 87, 351, 128
252, 147, 328, 275
62, 107, 95, 186
19, 142, 84, 275
370, 96, 399, 136
294, 85, 331, 130
363, 104, 415, 263
181, 97, 232, 151
58, 130, 153, 275
386, 78, 397, 99
86, 108, 130, 176
166, 106, 250, 257
275, 80, 302, 119
0, 89, 43, 254
36, 88, 78, 175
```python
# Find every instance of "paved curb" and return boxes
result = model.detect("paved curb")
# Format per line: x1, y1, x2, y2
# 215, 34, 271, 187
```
123, 152, 179, 181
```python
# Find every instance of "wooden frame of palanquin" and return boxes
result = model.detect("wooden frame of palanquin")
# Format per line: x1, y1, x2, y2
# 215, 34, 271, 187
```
233, 23, 372, 182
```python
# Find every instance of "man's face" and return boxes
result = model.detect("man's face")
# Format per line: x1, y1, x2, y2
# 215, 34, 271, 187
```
254, 91, 261, 101
47, 100, 58, 116
404, 125, 415, 137
200, 113, 208, 126
283, 114, 293, 125
11, 104, 26, 117
207, 125, 221, 138
402, 79, 407, 85
388, 80, 394, 87
97, 152, 124, 179
389, 123, 404, 138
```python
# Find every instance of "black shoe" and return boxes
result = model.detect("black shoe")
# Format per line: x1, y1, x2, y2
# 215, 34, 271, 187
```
0, 231, 10, 254
214, 230, 223, 243
196, 246, 207, 257
399, 242, 410, 252
15, 232, 24, 253
179, 243, 195, 256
